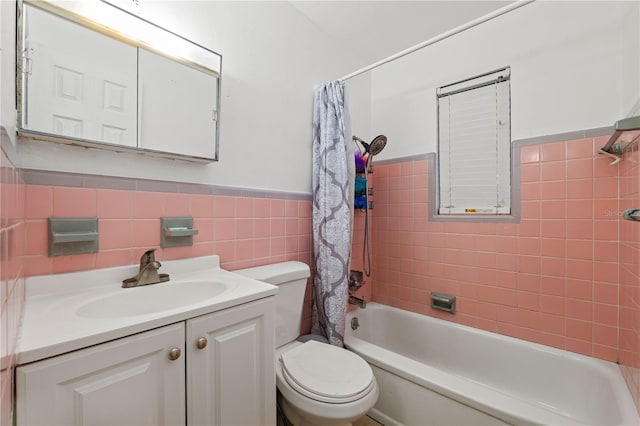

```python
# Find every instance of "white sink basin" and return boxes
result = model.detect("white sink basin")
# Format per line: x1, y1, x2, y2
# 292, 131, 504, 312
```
76, 280, 230, 318
18, 255, 279, 365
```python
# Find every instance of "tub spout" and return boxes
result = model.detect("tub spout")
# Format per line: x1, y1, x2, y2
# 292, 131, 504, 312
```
349, 295, 366, 309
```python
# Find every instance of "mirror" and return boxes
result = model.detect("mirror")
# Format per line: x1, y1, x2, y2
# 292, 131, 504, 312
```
17, 0, 221, 162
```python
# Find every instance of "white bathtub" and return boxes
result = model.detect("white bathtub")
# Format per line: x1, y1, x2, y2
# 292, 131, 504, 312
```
345, 303, 640, 426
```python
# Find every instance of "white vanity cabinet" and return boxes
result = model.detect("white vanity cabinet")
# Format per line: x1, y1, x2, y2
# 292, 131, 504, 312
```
16, 298, 275, 426
187, 298, 276, 425
16, 323, 186, 426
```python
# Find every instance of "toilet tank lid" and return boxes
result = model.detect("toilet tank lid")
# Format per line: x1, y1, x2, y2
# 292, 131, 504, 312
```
234, 261, 310, 285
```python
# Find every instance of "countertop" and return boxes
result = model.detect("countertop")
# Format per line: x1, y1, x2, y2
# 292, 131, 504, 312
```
17, 255, 277, 365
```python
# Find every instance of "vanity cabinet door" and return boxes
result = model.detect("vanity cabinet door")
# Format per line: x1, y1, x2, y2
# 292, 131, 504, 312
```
186, 297, 276, 426
16, 323, 186, 426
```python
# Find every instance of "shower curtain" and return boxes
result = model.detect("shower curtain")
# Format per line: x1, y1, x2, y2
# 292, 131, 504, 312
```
311, 81, 354, 347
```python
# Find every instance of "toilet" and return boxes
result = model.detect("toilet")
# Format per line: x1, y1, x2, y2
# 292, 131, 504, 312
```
236, 261, 378, 426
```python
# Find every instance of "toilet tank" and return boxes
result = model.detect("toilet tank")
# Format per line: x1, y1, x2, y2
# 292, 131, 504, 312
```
235, 261, 311, 347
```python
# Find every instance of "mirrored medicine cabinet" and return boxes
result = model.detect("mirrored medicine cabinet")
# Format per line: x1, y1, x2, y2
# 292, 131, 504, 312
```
16, 0, 221, 162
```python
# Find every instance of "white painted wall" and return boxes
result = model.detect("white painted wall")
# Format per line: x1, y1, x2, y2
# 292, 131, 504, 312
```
346, 73, 372, 146
13, 1, 363, 194
10, 1, 637, 188
628, 0, 640, 116
1, 0, 17, 147
364, 1, 639, 161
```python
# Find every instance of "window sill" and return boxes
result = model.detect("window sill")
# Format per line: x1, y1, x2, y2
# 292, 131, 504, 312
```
428, 213, 520, 223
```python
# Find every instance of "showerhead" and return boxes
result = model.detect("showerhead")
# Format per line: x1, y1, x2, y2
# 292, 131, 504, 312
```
367, 135, 387, 156
352, 135, 387, 157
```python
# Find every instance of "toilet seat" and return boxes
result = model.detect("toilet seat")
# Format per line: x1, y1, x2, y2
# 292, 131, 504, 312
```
280, 340, 375, 404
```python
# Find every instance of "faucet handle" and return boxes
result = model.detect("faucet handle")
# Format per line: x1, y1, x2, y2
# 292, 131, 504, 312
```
123, 248, 169, 288
139, 248, 158, 270
348, 270, 365, 294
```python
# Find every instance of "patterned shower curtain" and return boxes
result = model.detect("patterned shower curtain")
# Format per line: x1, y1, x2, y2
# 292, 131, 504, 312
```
311, 81, 354, 347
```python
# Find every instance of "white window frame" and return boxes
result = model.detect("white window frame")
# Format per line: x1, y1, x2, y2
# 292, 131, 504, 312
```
437, 67, 512, 216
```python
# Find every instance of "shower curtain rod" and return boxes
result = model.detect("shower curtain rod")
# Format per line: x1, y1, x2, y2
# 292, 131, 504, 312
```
338, 0, 536, 82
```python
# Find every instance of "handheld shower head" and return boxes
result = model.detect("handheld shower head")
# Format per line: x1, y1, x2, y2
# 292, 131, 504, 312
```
352, 135, 388, 157
367, 135, 387, 156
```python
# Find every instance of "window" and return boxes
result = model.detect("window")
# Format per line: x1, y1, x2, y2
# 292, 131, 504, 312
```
437, 67, 511, 215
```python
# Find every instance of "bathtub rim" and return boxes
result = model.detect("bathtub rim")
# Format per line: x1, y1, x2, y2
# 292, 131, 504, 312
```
345, 302, 640, 426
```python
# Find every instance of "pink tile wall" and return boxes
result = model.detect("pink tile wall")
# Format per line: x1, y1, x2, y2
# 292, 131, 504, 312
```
371, 136, 622, 362
22, 186, 315, 331
0, 145, 25, 426
349, 208, 374, 309
619, 141, 640, 412
23, 189, 313, 274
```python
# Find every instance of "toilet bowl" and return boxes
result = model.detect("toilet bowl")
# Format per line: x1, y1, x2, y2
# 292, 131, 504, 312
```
236, 262, 378, 426
276, 340, 378, 426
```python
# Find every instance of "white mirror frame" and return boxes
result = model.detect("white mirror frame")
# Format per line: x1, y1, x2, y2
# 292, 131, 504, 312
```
16, 0, 222, 162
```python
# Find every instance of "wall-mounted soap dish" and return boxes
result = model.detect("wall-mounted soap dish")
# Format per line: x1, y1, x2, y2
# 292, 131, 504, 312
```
161, 217, 199, 248
48, 218, 99, 257
431, 292, 456, 314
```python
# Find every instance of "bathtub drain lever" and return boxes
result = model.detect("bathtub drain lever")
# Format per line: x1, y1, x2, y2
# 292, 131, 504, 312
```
350, 317, 360, 330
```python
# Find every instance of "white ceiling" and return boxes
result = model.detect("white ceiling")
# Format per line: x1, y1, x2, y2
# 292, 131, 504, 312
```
289, 1, 512, 70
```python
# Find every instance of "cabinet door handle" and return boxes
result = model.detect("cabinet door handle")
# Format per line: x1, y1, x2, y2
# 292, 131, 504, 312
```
196, 337, 208, 349
168, 347, 181, 361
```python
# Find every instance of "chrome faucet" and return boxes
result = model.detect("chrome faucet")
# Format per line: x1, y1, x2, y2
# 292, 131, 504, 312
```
348, 270, 366, 308
349, 295, 366, 309
348, 270, 365, 294
122, 249, 170, 288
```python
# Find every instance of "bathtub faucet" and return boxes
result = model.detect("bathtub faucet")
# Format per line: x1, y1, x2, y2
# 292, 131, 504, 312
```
349, 270, 365, 294
349, 295, 366, 309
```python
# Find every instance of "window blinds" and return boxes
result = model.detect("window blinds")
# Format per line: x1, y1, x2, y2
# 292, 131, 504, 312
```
437, 68, 511, 215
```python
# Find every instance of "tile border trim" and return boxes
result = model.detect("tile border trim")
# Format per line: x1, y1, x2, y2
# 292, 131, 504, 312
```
375, 126, 612, 223
374, 126, 613, 166
22, 168, 312, 200
18, 126, 612, 203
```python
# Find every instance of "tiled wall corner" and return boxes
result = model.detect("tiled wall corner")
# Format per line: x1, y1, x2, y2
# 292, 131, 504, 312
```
618, 141, 640, 413
348, 207, 374, 309
0, 142, 26, 426
372, 135, 622, 362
